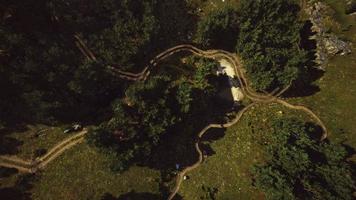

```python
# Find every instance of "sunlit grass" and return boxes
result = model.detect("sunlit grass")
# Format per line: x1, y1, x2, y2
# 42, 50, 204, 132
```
9, 124, 70, 159
30, 142, 161, 200
178, 103, 310, 199
291, 0, 356, 148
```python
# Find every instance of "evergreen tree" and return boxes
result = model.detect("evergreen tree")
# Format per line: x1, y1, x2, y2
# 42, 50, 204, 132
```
237, 0, 308, 91
195, 6, 240, 50
253, 118, 355, 200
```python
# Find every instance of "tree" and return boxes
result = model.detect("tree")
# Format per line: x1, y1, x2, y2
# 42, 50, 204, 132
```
86, 75, 177, 171
253, 118, 355, 200
86, 62, 222, 172
195, 6, 240, 50
190, 57, 219, 91
51, 0, 158, 68
153, 0, 195, 48
237, 0, 308, 91
176, 81, 193, 114
0, 0, 154, 125
126, 75, 176, 143
67, 60, 122, 119
253, 166, 296, 200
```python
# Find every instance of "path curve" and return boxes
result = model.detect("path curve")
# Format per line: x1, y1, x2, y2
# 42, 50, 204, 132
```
167, 103, 256, 200
0, 130, 87, 173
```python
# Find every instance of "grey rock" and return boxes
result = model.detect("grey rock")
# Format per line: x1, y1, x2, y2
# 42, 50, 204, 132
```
307, 1, 352, 69
324, 35, 352, 55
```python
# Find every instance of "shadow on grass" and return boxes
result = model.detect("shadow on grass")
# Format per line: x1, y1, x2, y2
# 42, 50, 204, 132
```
283, 67, 325, 98
0, 174, 37, 200
0, 137, 23, 155
0, 188, 28, 200
283, 20, 326, 98
200, 128, 227, 157
140, 102, 231, 198
305, 122, 325, 141
0, 167, 18, 178
101, 191, 182, 200
145, 111, 230, 171
200, 143, 216, 157
201, 128, 226, 142
0, 126, 27, 155
145, 121, 201, 171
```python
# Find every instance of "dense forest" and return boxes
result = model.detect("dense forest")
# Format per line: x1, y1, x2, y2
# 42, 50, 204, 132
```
0, 0, 195, 127
1, 0, 313, 127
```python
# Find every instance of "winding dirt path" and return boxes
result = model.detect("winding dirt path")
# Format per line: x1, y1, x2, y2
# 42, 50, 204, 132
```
0, 43, 328, 200
0, 130, 87, 173
167, 103, 256, 200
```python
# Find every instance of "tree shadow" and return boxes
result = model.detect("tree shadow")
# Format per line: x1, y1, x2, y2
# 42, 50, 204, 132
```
0, 188, 28, 200
200, 128, 227, 159
0, 136, 23, 155
0, 174, 36, 200
143, 109, 229, 172
284, 20, 325, 98
216, 76, 235, 108
0, 125, 30, 155
0, 167, 19, 178
300, 20, 317, 63
201, 128, 226, 142
0, 127, 26, 155
141, 108, 230, 198
143, 121, 201, 171
305, 122, 325, 141
101, 191, 164, 200
129, 0, 197, 72
342, 143, 356, 158
200, 143, 216, 157
284, 67, 324, 98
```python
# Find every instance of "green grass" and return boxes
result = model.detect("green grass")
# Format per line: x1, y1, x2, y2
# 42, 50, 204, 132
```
30, 142, 161, 200
291, 0, 356, 148
322, 0, 356, 38
290, 52, 356, 147
8, 124, 72, 159
177, 103, 311, 199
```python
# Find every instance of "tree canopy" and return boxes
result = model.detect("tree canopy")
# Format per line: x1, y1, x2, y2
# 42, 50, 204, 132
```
253, 118, 355, 200
86, 58, 220, 172
0, 0, 161, 125
194, 0, 310, 91
86, 75, 176, 171
237, 0, 308, 91
50, 0, 158, 68
195, 6, 240, 50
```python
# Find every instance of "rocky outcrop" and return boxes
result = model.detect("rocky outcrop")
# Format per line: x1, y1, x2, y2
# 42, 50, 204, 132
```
345, 0, 356, 15
307, 1, 352, 69
323, 35, 352, 55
